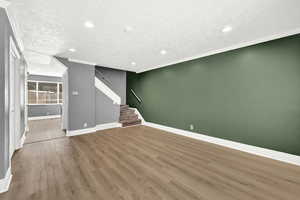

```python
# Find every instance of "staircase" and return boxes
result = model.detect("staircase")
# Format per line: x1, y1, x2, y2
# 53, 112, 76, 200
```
95, 76, 121, 105
119, 105, 142, 127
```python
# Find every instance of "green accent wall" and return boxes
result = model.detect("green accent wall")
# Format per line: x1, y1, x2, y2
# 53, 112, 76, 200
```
127, 34, 300, 156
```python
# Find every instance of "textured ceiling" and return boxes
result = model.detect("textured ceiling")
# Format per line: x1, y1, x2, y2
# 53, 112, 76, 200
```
8, 0, 300, 72
24, 51, 66, 77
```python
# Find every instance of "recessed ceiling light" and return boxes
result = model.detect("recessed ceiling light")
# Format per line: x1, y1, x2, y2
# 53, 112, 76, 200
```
69, 48, 76, 52
160, 49, 167, 55
131, 62, 136, 66
84, 21, 95, 28
124, 26, 133, 32
222, 25, 232, 33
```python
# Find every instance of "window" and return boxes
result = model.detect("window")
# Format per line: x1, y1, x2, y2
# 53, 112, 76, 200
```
37, 82, 58, 104
27, 81, 63, 105
28, 82, 37, 104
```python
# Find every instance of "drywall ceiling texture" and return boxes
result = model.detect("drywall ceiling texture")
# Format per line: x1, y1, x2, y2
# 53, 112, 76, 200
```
8, 0, 300, 72
25, 51, 66, 77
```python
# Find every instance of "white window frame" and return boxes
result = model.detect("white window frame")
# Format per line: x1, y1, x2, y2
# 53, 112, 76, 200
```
27, 80, 63, 105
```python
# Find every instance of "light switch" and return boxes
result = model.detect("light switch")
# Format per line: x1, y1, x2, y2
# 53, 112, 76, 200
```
72, 91, 79, 95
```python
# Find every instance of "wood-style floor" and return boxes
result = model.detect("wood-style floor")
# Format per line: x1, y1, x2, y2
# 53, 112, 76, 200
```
1, 121, 300, 200
25, 118, 65, 144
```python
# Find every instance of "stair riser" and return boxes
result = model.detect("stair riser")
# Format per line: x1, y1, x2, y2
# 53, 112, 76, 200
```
120, 107, 131, 110
120, 115, 138, 120
122, 121, 142, 127
120, 113, 138, 117
119, 105, 141, 127
120, 118, 139, 123
120, 111, 135, 115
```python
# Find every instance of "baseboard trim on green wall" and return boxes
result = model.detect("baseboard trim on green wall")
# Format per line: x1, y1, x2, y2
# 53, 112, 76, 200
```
144, 121, 300, 166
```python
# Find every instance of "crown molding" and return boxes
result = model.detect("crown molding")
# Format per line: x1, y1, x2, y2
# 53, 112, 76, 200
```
136, 28, 300, 73
68, 58, 136, 72
0, 0, 10, 8
68, 58, 96, 66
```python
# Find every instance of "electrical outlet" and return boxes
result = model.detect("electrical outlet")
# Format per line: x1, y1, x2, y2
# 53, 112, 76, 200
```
83, 123, 87, 128
190, 124, 194, 130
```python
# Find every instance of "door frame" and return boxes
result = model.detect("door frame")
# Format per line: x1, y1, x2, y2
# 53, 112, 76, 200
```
9, 36, 20, 161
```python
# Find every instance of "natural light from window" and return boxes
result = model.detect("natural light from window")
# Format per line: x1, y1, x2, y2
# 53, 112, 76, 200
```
28, 81, 62, 104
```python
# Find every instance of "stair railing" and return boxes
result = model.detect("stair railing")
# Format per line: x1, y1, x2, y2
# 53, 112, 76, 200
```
95, 77, 121, 105
130, 89, 142, 103
95, 69, 112, 86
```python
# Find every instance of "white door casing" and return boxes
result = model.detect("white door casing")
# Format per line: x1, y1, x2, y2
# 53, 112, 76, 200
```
9, 37, 20, 162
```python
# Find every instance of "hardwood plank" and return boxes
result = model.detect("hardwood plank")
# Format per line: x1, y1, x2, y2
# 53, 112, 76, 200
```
25, 118, 65, 144
1, 120, 299, 200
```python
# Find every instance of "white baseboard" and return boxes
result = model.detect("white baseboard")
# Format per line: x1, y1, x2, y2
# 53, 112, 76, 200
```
0, 167, 12, 193
28, 115, 61, 121
130, 107, 300, 166
16, 131, 26, 150
66, 122, 122, 137
96, 122, 122, 131
131, 108, 145, 124
144, 122, 300, 166
66, 126, 96, 137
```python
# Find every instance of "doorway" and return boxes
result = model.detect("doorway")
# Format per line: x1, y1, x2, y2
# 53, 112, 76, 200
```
9, 37, 21, 160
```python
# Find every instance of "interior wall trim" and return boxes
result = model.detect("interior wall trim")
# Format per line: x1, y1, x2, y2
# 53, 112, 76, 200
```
66, 126, 96, 137
28, 115, 61, 121
66, 122, 122, 137
144, 122, 300, 167
0, 167, 12, 194
130, 108, 145, 124
68, 58, 96, 66
16, 130, 26, 150
130, 108, 300, 166
95, 77, 121, 105
136, 28, 300, 73
96, 122, 122, 131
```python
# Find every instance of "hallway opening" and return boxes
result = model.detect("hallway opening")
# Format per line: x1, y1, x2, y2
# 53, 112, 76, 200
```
25, 119, 65, 144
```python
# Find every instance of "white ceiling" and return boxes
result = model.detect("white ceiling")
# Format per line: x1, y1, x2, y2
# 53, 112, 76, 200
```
25, 51, 66, 77
8, 0, 300, 72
